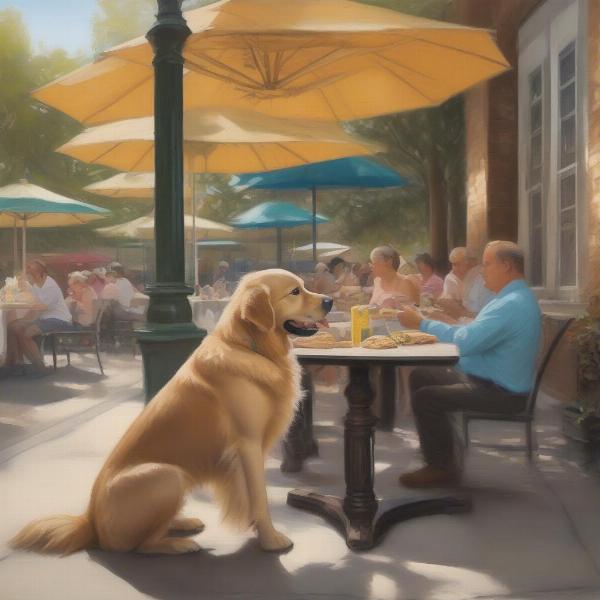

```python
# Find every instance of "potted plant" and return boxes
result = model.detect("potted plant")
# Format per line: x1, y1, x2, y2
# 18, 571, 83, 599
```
563, 286, 600, 456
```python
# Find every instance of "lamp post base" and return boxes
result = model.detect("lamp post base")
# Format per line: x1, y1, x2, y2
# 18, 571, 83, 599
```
135, 322, 206, 402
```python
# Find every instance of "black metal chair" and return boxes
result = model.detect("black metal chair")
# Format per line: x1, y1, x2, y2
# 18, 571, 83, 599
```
42, 301, 106, 375
462, 316, 574, 460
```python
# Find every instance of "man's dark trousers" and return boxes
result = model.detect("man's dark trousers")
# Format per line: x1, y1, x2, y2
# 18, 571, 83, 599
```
410, 368, 528, 469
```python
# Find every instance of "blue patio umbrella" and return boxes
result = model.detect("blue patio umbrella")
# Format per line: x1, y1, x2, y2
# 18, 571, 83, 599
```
0, 180, 109, 271
230, 201, 329, 267
196, 240, 241, 248
231, 157, 408, 263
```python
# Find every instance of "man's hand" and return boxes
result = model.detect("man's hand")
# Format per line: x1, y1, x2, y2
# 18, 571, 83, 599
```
397, 306, 423, 330
427, 309, 458, 324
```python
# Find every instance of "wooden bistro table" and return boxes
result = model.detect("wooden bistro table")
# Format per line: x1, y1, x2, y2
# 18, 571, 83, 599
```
287, 343, 471, 551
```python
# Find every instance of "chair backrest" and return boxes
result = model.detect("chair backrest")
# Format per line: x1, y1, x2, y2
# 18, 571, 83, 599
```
526, 316, 575, 415
94, 299, 108, 335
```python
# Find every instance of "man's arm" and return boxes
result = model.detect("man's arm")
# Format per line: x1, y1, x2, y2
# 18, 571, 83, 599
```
421, 307, 510, 356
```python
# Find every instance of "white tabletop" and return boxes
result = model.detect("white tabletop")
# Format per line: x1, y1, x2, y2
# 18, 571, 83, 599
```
294, 343, 459, 364
0, 302, 40, 310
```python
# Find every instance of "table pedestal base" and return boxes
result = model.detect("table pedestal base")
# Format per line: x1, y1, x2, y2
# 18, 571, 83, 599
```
287, 489, 471, 550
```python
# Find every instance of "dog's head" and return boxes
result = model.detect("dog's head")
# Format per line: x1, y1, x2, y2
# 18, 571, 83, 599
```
234, 269, 333, 337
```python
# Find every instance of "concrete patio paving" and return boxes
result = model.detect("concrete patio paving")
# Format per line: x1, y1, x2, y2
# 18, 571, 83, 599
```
1, 356, 600, 600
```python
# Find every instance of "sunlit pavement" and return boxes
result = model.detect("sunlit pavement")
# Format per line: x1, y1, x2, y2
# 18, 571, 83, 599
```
1, 360, 600, 600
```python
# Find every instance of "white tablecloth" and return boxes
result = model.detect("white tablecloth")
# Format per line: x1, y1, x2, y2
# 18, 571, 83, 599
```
294, 343, 459, 362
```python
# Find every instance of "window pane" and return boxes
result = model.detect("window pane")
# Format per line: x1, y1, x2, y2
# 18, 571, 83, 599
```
529, 68, 542, 101
560, 115, 576, 167
531, 226, 543, 286
560, 82, 575, 116
560, 172, 576, 210
529, 166, 542, 187
531, 102, 542, 131
530, 189, 542, 225
560, 208, 576, 286
531, 131, 542, 168
560, 43, 575, 84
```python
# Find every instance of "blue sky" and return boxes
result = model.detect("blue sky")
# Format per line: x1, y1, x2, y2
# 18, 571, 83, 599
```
0, 0, 97, 56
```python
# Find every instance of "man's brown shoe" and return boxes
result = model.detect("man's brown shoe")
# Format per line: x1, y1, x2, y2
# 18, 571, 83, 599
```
399, 465, 461, 488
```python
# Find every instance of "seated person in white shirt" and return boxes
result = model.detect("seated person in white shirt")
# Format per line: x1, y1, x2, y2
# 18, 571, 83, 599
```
101, 262, 145, 321
6, 260, 72, 375
435, 247, 494, 321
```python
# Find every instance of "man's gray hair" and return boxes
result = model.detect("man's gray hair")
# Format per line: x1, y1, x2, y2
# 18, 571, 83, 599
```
68, 271, 88, 284
486, 240, 525, 274
448, 246, 478, 262
370, 245, 400, 271
448, 247, 467, 263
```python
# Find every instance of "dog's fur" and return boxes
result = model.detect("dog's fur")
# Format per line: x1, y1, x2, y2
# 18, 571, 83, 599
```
10, 269, 330, 555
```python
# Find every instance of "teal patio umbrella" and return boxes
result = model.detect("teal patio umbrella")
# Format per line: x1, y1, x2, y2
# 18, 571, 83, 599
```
230, 201, 329, 267
230, 157, 408, 263
0, 180, 109, 272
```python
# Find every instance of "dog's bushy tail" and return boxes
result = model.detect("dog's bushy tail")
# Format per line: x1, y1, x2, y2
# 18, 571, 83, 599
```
9, 514, 95, 556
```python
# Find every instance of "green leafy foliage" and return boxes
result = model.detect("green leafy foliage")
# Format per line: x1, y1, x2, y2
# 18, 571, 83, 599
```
572, 290, 600, 419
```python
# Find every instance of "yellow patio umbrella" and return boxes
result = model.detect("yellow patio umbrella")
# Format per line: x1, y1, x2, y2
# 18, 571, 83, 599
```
97, 213, 233, 241
57, 108, 383, 172
32, 0, 509, 124
85, 172, 189, 200
59, 107, 382, 288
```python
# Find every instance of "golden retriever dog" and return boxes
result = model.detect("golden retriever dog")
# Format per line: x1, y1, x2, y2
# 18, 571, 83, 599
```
10, 269, 332, 555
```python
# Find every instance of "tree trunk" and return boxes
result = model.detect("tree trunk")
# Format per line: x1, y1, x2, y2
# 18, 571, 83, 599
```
427, 146, 448, 268
447, 189, 466, 250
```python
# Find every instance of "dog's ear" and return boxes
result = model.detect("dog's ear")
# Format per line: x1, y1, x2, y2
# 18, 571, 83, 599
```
240, 284, 275, 333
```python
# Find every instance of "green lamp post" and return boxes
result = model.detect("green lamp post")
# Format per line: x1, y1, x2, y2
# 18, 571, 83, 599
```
135, 0, 205, 402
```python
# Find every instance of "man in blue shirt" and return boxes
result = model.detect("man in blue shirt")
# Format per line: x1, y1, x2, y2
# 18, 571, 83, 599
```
396, 241, 541, 488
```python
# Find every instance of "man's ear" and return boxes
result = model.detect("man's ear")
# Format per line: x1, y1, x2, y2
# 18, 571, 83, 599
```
240, 284, 275, 333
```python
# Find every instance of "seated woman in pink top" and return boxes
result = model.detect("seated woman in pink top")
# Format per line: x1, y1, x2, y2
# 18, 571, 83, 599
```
415, 252, 444, 299
369, 245, 419, 307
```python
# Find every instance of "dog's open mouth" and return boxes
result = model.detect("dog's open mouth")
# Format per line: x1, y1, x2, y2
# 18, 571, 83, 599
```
284, 318, 328, 337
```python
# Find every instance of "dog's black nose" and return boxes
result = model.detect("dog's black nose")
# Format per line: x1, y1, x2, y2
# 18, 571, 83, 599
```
322, 297, 333, 314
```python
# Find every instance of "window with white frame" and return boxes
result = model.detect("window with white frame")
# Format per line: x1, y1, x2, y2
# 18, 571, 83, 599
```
557, 42, 577, 286
518, 0, 585, 299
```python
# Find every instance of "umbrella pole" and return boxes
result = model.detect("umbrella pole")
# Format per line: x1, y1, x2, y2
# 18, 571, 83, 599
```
142, 241, 147, 285
21, 218, 27, 273
277, 228, 283, 268
312, 186, 317, 266
192, 171, 198, 294
13, 217, 18, 274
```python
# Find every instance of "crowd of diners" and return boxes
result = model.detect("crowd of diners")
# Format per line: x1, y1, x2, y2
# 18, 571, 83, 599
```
3, 260, 145, 377
309, 244, 494, 324
309, 241, 542, 489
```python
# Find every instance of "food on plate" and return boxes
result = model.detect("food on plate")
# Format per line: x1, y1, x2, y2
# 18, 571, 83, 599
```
361, 335, 397, 349
389, 330, 437, 345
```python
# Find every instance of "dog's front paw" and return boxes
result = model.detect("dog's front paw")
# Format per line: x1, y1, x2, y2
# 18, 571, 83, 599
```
259, 529, 293, 553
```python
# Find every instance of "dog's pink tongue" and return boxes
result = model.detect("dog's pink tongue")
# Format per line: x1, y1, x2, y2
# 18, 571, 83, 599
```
317, 319, 329, 328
